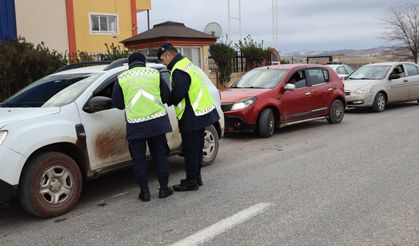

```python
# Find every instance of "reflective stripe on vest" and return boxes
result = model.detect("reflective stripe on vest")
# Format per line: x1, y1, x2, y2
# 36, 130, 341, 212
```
118, 67, 167, 123
170, 57, 215, 119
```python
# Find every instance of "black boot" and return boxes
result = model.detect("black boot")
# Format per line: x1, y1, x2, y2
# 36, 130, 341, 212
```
173, 179, 199, 192
178, 176, 203, 186
138, 186, 150, 202
159, 186, 174, 198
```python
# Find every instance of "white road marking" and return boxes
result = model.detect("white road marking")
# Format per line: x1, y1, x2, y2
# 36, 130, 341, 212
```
171, 202, 274, 246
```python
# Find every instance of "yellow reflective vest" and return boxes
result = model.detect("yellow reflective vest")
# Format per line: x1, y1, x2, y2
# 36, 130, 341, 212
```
170, 57, 215, 120
118, 67, 166, 123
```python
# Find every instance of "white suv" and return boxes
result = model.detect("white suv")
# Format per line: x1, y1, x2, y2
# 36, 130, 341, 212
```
0, 60, 224, 218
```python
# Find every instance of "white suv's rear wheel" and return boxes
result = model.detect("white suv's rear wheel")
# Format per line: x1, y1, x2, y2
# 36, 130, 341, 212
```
19, 152, 82, 218
202, 125, 219, 166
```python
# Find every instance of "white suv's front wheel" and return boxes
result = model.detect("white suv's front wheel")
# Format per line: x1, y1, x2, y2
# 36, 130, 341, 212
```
19, 152, 82, 218
202, 125, 219, 166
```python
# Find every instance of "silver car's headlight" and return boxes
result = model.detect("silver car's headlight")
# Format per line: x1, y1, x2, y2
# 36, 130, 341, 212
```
355, 85, 372, 94
231, 97, 256, 111
0, 131, 8, 145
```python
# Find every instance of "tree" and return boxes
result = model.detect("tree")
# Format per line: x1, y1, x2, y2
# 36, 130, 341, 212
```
236, 35, 271, 70
100, 43, 130, 61
0, 37, 67, 101
381, 2, 419, 63
209, 42, 236, 85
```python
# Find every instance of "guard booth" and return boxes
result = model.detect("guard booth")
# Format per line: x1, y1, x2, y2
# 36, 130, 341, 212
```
306, 56, 333, 64
121, 21, 217, 74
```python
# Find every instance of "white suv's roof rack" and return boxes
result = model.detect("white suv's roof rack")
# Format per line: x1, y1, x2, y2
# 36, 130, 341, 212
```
103, 58, 127, 71
56, 61, 112, 72
56, 57, 162, 72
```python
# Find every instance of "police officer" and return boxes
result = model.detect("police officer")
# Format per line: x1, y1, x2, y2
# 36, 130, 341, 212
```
157, 43, 220, 191
112, 52, 174, 201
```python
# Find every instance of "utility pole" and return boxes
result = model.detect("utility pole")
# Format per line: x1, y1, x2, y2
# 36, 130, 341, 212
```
272, 0, 279, 50
227, 0, 242, 41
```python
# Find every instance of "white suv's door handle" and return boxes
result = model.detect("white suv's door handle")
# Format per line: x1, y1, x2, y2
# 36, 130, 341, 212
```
305, 92, 311, 96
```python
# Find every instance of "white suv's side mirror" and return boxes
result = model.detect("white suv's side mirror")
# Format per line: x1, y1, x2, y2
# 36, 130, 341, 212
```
284, 84, 296, 91
84, 96, 113, 113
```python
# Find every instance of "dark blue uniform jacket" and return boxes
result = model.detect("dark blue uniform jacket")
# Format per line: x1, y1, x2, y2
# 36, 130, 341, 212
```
167, 54, 220, 133
112, 62, 172, 140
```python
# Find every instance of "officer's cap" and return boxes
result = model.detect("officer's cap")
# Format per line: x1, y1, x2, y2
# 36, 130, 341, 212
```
157, 43, 178, 59
128, 52, 146, 64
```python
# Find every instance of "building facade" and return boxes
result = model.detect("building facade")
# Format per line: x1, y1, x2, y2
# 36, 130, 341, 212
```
0, 0, 151, 56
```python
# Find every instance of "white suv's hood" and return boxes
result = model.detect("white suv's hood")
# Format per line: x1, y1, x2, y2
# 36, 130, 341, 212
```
0, 108, 60, 129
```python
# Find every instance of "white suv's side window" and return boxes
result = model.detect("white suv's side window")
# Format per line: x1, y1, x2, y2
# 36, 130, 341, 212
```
94, 80, 116, 99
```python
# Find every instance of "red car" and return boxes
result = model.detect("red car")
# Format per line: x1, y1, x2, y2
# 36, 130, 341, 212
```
221, 64, 345, 137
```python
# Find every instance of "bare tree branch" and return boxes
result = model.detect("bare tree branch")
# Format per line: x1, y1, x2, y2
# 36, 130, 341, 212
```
380, 2, 419, 63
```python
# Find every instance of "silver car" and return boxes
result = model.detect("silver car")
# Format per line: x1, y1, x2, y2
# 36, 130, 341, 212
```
344, 62, 419, 112
327, 63, 354, 79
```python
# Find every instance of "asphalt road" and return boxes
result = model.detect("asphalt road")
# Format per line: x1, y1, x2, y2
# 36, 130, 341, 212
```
1, 102, 419, 246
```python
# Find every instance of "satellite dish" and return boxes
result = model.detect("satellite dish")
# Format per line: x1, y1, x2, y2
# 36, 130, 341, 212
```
204, 22, 222, 38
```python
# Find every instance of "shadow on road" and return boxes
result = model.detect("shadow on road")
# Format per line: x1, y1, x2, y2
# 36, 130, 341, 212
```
0, 156, 186, 223
224, 119, 329, 140
345, 101, 418, 114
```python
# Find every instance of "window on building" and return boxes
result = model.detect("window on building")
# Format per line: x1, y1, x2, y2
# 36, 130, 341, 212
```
176, 47, 202, 68
90, 14, 118, 34
139, 47, 202, 68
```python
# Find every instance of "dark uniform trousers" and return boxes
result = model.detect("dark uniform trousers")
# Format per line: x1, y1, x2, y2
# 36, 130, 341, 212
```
128, 134, 170, 187
181, 127, 205, 180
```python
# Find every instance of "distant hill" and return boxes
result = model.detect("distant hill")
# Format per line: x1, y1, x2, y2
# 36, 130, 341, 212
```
283, 47, 400, 57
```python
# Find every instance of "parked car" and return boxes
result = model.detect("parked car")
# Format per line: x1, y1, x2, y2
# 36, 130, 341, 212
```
0, 60, 224, 218
344, 62, 419, 112
221, 64, 345, 138
326, 63, 355, 79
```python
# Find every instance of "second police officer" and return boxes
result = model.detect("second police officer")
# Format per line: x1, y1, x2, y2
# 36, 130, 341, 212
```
157, 43, 220, 191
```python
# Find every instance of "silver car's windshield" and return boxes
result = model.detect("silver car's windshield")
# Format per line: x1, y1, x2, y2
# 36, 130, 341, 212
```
233, 69, 287, 89
348, 65, 391, 80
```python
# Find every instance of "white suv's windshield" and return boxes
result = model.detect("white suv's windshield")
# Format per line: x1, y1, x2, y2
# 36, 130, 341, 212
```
233, 69, 287, 89
1, 73, 102, 108
347, 65, 391, 80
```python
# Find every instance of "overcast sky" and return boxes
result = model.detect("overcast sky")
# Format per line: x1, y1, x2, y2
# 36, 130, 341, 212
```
137, 0, 409, 53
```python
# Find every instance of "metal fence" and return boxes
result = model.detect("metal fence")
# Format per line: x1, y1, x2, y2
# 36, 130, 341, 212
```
209, 51, 246, 73
65, 52, 109, 62
209, 51, 281, 73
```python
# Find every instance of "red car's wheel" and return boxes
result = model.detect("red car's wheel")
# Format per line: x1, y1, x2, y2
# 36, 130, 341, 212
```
258, 108, 275, 138
327, 99, 345, 124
